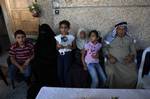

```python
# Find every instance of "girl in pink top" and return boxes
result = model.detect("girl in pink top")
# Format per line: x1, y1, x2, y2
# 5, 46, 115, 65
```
82, 30, 106, 88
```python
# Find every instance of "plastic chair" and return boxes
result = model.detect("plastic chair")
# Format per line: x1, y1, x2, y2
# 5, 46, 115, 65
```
137, 47, 150, 89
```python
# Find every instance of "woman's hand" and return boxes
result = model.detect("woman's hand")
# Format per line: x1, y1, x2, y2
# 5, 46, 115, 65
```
81, 49, 87, 71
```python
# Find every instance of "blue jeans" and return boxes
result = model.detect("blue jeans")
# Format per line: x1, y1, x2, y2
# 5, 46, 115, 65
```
8, 64, 31, 81
57, 52, 72, 86
87, 63, 106, 88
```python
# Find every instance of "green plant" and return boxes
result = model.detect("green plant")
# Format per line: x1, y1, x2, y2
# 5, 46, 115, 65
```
28, 2, 41, 13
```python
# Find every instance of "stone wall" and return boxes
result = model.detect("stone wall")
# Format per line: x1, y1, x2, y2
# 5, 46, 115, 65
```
59, 0, 150, 7
39, 0, 150, 49
38, 0, 54, 27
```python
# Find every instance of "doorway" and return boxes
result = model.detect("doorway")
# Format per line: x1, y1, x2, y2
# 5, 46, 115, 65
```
0, 6, 10, 55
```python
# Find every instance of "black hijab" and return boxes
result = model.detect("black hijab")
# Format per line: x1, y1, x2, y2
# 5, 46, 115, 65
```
34, 24, 57, 61
28, 24, 58, 99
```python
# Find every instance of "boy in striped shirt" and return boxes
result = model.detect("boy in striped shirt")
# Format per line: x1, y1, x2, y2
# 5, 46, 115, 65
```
9, 30, 34, 84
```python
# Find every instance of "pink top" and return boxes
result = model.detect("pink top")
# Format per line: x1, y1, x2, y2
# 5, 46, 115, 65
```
84, 41, 102, 65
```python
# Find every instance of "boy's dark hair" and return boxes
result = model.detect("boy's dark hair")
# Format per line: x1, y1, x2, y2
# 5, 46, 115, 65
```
89, 30, 99, 38
14, 30, 26, 38
59, 20, 70, 28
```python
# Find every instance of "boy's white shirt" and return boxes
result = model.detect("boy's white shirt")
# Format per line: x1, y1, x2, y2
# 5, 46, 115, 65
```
55, 34, 75, 54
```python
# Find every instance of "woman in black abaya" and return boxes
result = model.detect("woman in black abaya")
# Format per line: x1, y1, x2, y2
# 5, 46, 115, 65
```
27, 24, 58, 99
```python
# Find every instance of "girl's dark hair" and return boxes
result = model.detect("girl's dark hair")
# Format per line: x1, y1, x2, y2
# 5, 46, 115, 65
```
14, 30, 26, 38
59, 20, 70, 28
89, 30, 99, 38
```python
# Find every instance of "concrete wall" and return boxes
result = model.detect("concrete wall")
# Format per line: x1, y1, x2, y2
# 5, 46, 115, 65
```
38, 0, 54, 27
38, 0, 150, 49
59, 0, 150, 7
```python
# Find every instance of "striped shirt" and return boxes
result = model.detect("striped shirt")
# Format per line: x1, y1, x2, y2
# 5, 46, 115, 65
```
9, 41, 34, 64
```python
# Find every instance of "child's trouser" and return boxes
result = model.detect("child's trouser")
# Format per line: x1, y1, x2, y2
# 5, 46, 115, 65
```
57, 52, 72, 86
87, 63, 106, 88
8, 64, 31, 81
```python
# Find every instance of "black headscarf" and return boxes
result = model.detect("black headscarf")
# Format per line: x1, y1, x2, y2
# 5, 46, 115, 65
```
28, 24, 59, 99
34, 24, 56, 60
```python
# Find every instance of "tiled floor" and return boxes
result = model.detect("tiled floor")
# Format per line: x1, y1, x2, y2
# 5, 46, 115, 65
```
0, 80, 27, 99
